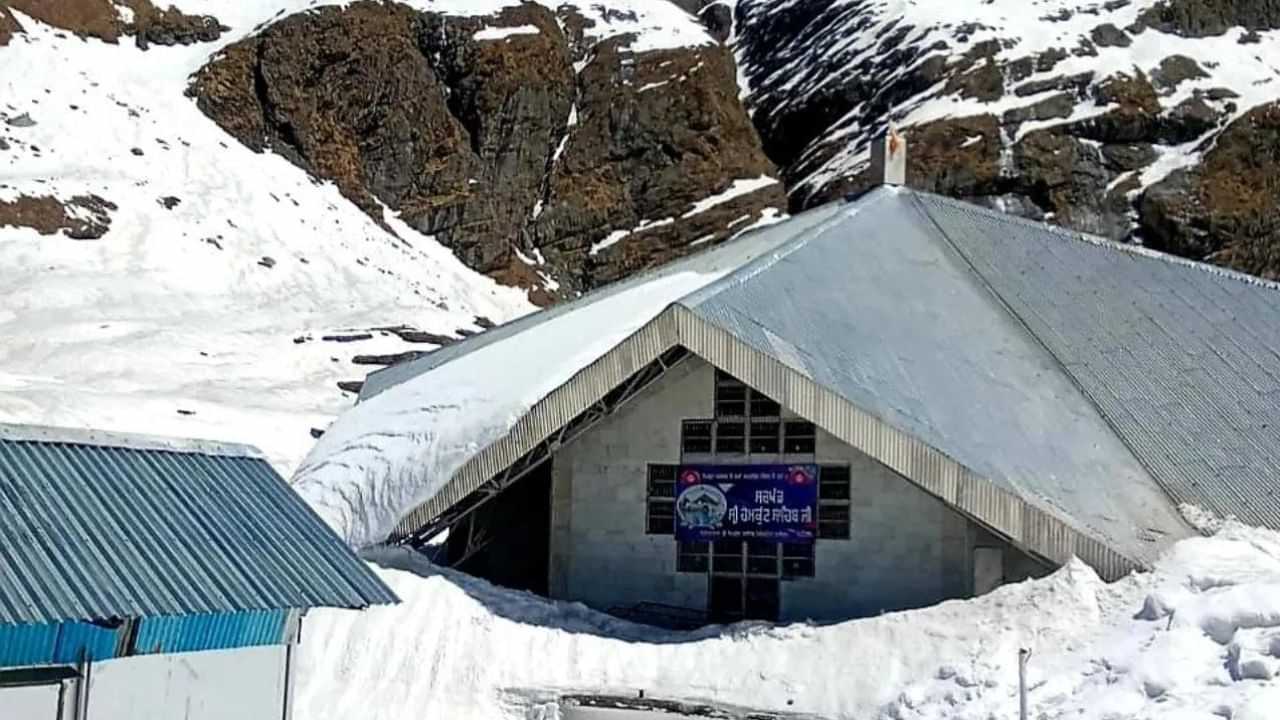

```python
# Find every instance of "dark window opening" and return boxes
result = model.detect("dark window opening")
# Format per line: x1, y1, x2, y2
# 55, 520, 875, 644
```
782, 542, 815, 578
716, 422, 746, 454
447, 459, 552, 595
749, 422, 780, 454
818, 465, 852, 540
676, 541, 709, 573
646, 464, 679, 535
783, 421, 816, 454
818, 466, 851, 500
750, 396, 781, 418
744, 578, 781, 621
681, 421, 712, 454
715, 371, 748, 417
818, 505, 851, 540
709, 576, 744, 623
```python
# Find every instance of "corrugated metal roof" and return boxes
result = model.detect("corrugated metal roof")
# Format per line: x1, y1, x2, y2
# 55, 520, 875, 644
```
680, 188, 1192, 561
911, 192, 1280, 529
336, 184, 1280, 562
0, 425, 397, 627
133, 610, 288, 655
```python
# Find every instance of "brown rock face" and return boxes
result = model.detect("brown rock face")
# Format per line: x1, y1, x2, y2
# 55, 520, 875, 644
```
190, 1, 782, 298
0, 0, 225, 47
0, 7, 20, 46
0, 194, 116, 239
1141, 103, 1280, 277
1136, 0, 1280, 36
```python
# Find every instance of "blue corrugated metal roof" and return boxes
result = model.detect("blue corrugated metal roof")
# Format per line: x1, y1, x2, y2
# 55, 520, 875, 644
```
0, 425, 397, 627
0, 621, 120, 667
133, 610, 288, 655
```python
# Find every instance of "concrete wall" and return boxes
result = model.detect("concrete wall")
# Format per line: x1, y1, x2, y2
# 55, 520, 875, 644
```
549, 356, 1049, 623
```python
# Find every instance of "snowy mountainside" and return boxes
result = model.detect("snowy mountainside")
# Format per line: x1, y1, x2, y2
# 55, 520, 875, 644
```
294, 523, 1280, 720
0, 0, 784, 470
734, 0, 1280, 277
0, 3, 536, 470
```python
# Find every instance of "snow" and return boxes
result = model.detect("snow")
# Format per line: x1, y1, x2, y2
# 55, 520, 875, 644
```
589, 217, 675, 256
680, 175, 779, 219
294, 523, 1280, 720
291, 214, 828, 549
0, 15, 533, 472
474, 24, 540, 41
0, 0, 719, 473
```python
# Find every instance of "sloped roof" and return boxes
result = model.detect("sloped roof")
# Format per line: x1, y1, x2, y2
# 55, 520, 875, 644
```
0, 424, 397, 627
302, 186, 1280, 568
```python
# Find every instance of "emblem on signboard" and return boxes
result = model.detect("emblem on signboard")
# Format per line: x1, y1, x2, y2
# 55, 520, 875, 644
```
676, 483, 728, 529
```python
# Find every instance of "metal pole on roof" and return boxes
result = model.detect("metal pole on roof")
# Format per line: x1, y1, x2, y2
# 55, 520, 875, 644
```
1018, 647, 1032, 720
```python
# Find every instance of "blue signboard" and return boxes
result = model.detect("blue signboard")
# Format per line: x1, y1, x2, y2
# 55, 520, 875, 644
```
675, 464, 818, 543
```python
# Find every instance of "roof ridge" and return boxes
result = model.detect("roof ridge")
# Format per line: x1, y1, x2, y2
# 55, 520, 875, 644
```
0, 423, 265, 459
910, 189, 1280, 294
678, 188, 895, 307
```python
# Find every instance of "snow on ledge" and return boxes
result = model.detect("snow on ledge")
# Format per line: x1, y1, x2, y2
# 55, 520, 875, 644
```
681, 175, 779, 219
474, 24, 540, 41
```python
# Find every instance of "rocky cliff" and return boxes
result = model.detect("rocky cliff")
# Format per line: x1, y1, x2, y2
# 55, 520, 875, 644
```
734, 0, 1280, 278
189, 0, 784, 300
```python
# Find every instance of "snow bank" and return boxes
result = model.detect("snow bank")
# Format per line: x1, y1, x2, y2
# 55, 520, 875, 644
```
291, 523, 1280, 720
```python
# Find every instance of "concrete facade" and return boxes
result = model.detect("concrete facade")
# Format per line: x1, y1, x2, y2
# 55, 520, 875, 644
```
548, 356, 1048, 623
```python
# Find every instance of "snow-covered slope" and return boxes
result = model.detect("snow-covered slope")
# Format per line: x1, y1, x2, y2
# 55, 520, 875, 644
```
733, 0, 1280, 267
0, 0, 735, 471
293, 522, 1280, 720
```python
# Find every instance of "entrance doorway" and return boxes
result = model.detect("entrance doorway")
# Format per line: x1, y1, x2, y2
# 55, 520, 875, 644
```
446, 460, 552, 595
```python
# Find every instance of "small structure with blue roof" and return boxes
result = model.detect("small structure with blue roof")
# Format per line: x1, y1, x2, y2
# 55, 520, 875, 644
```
0, 423, 397, 720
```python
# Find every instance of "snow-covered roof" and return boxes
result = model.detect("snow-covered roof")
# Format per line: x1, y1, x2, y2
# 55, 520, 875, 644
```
296, 186, 1280, 572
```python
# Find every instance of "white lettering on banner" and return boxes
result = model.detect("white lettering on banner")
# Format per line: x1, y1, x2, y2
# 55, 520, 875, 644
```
753, 488, 785, 505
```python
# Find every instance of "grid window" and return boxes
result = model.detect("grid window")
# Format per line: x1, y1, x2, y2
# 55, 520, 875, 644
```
646, 464, 679, 535
783, 421, 817, 454
817, 465, 852, 539
749, 422, 780, 454
712, 539, 744, 573
681, 420, 712, 454
818, 466, 852, 500
715, 371, 748, 417
716, 422, 746, 454
750, 395, 781, 418
676, 541, 710, 573
746, 540, 778, 575
782, 543, 815, 578
818, 505, 851, 540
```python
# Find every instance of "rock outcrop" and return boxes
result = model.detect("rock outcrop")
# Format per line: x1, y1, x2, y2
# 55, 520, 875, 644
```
734, 0, 1280, 278
190, 1, 783, 299
1140, 102, 1280, 277
0, 0, 226, 48
0, 194, 115, 239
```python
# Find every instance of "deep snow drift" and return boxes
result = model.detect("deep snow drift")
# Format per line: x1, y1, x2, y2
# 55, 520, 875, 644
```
294, 523, 1280, 720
